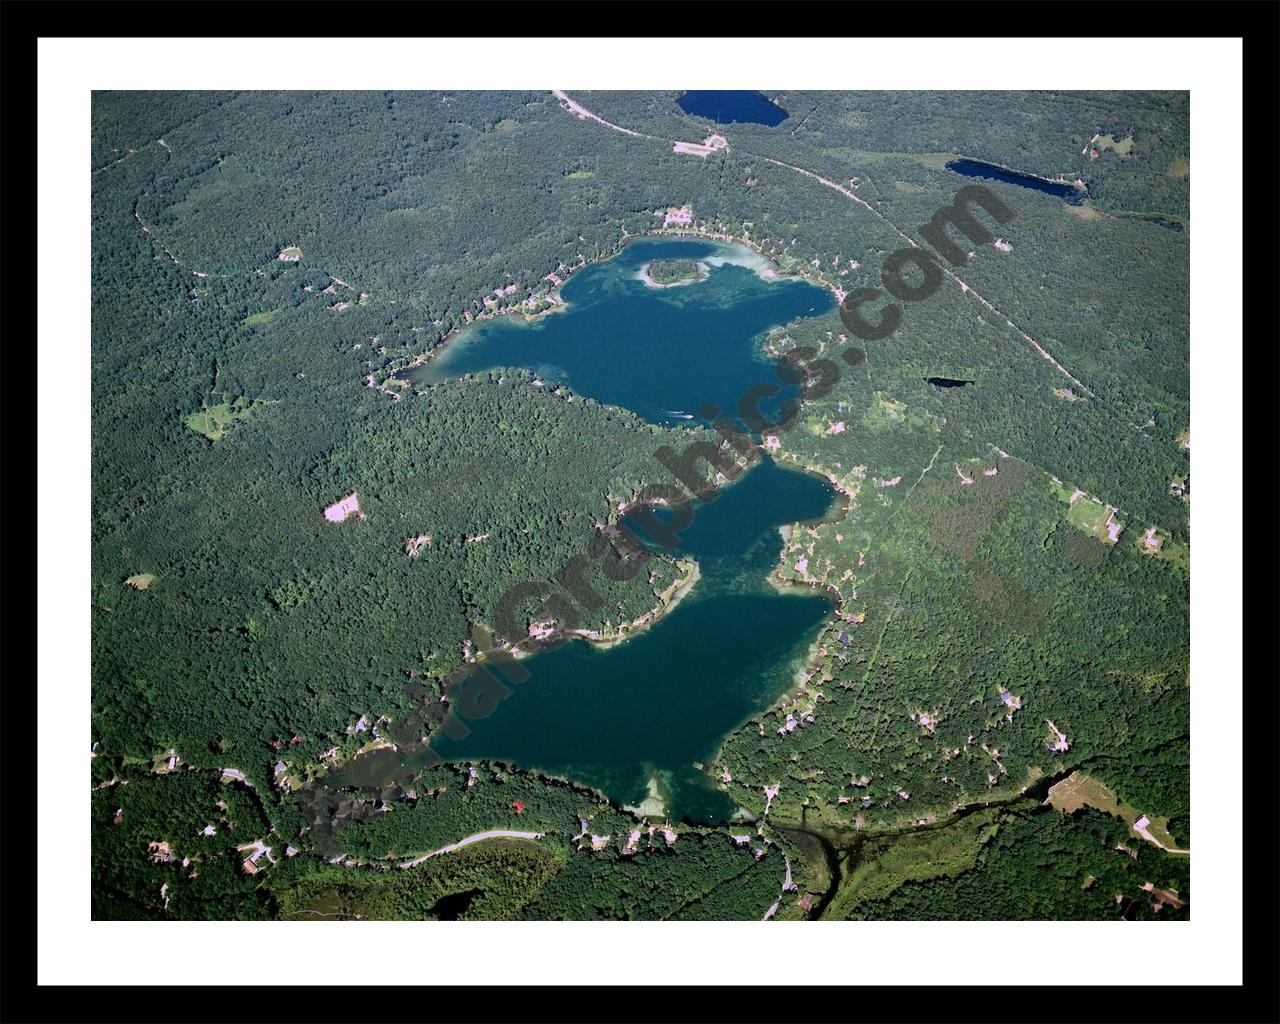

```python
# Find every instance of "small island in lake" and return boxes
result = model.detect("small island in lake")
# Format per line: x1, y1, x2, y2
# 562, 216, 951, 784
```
641, 258, 709, 288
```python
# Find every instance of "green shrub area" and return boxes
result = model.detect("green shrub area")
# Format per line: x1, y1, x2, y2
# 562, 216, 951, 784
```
850, 807, 1189, 920
274, 842, 563, 921
519, 832, 783, 921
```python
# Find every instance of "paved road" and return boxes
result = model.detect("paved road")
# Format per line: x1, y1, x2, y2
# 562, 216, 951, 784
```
397, 830, 545, 869
551, 90, 1096, 399
1135, 823, 1191, 855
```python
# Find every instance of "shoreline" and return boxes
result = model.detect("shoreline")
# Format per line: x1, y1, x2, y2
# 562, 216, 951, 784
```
393, 299, 571, 389
701, 459, 857, 790
484, 555, 703, 665
661, 231, 838, 298
950, 151, 1088, 191
370, 230, 858, 815
384, 229, 844, 393
563, 557, 701, 650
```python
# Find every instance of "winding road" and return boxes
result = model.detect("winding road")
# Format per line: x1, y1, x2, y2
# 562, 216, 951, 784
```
396, 829, 545, 869
760, 837, 795, 921
1134, 822, 1191, 856
550, 89, 1094, 397
551, 89, 660, 141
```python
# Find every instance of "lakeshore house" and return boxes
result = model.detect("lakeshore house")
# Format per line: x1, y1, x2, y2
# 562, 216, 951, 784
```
663, 205, 693, 228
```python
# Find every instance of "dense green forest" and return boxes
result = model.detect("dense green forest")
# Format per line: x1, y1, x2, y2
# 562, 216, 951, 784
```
91, 90, 1188, 920
647, 258, 704, 285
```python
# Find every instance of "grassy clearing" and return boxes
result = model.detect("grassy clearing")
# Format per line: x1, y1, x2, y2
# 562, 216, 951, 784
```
125, 573, 157, 590
1065, 497, 1121, 543
861, 393, 908, 431
819, 147, 958, 172
565, 169, 595, 180
1046, 772, 1181, 849
1065, 201, 1109, 222
1137, 527, 1189, 570
1048, 477, 1077, 503
1066, 497, 1106, 532
184, 397, 270, 442
1159, 541, 1189, 570
242, 308, 281, 327
1167, 157, 1190, 178
894, 180, 925, 194
823, 808, 1000, 918
1058, 487, 1123, 544
1095, 134, 1135, 156
1046, 772, 1122, 815
277, 246, 303, 259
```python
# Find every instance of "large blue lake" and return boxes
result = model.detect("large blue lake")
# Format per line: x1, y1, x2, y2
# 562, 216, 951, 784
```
387, 241, 839, 823
412, 238, 833, 428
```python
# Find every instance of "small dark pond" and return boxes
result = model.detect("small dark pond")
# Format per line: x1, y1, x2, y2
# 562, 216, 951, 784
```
428, 888, 483, 920
925, 377, 974, 389
946, 158, 1086, 205
1121, 214, 1185, 233
677, 91, 788, 126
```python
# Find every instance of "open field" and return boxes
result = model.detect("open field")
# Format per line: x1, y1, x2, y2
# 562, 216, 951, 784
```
183, 397, 270, 442
1046, 771, 1184, 852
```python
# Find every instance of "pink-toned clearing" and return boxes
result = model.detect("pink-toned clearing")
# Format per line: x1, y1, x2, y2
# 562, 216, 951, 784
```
672, 135, 728, 159
324, 492, 362, 523
663, 205, 693, 227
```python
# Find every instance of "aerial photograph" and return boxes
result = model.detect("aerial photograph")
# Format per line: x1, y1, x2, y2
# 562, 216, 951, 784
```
89, 88, 1190, 922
